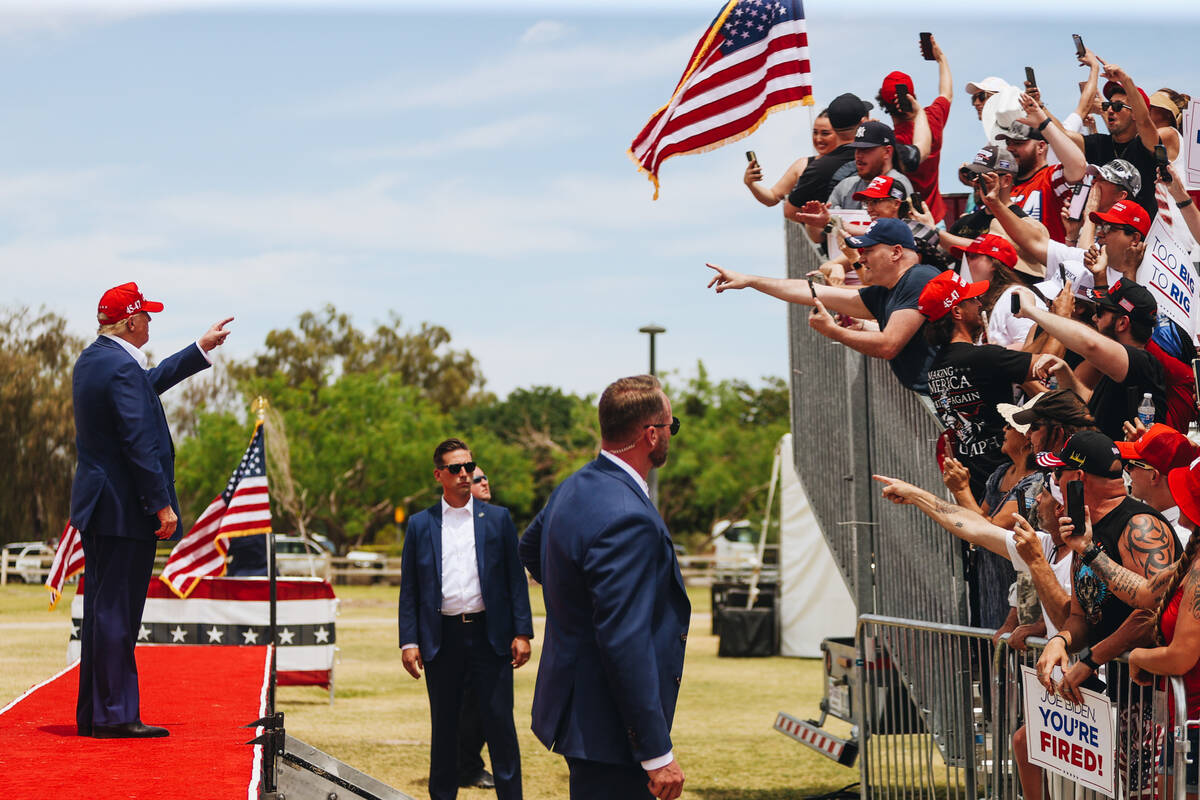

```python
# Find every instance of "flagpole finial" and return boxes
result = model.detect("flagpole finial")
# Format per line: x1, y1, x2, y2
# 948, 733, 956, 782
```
252, 396, 269, 421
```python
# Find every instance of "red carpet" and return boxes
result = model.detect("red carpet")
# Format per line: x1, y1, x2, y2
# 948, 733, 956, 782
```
0, 645, 270, 799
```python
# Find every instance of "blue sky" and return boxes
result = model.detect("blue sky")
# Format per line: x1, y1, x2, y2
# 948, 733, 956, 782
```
4, 1, 1199, 396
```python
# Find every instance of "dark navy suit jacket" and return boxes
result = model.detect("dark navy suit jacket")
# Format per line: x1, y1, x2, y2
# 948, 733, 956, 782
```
519, 456, 690, 766
397, 499, 534, 661
70, 336, 210, 540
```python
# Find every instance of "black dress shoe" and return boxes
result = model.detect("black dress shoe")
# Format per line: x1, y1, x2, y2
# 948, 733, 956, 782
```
92, 721, 169, 739
458, 769, 494, 789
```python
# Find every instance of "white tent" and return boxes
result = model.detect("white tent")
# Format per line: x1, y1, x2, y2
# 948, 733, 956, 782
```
777, 433, 857, 657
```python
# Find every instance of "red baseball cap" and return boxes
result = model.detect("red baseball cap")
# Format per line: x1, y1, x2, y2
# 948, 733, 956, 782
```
852, 175, 907, 202
1089, 199, 1150, 237
918, 269, 989, 320
97, 282, 164, 324
880, 71, 914, 106
951, 234, 1018, 268
1102, 82, 1152, 110
1116, 423, 1199, 474
1168, 456, 1200, 529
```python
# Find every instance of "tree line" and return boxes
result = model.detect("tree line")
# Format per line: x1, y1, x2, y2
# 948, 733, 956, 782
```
1, 304, 789, 552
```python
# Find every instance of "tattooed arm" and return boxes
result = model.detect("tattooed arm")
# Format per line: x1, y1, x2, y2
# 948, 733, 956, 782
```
1119, 514, 1180, 580
1130, 567, 1200, 677
874, 475, 1013, 558
1059, 511, 1180, 609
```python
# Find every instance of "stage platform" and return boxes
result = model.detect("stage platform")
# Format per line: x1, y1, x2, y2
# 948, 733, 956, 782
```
0, 645, 269, 799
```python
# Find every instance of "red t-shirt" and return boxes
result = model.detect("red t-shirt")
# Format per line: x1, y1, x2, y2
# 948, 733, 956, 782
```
1147, 340, 1199, 432
1011, 164, 1073, 243
893, 96, 950, 223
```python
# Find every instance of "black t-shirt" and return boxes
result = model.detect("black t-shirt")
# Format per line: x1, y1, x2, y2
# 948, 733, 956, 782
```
927, 342, 1032, 491
1087, 344, 1166, 440
1074, 496, 1176, 645
859, 263, 940, 392
786, 144, 856, 206
1083, 133, 1159, 221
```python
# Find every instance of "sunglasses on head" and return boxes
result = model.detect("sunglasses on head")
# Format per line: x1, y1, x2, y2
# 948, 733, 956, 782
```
439, 460, 476, 475
1101, 100, 1129, 112
644, 416, 681, 436
472, 475, 488, 484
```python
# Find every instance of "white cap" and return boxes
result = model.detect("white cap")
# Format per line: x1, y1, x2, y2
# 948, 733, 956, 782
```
966, 76, 1011, 96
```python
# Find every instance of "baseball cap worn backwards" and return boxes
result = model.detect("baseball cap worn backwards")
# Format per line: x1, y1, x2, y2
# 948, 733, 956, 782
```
1084, 278, 1157, 327
827, 92, 873, 129
97, 283, 164, 324
1036, 431, 1123, 478
952, 234, 1018, 268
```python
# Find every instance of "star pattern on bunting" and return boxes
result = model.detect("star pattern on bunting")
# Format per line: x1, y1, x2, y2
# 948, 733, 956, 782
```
206, 626, 224, 643
137, 625, 152, 641
170, 625, 188, 643
278, 627, 295, 645
242, 629, 260, 645
314, 626, 330, 643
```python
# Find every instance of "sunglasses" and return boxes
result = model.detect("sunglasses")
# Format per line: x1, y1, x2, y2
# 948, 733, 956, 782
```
1095, 222, 1137, 236
645, 416, 681, 436
1101, 101, 1129, 112
972, 91, 989, 104
472, 475, 488, 484
438, 460, 476, 475
1124, 460, 1155, 473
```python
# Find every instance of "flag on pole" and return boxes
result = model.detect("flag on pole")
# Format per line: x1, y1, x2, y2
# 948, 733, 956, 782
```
629, 0, 814, 199
45, 522, 84, 610
160, 422, 272, 599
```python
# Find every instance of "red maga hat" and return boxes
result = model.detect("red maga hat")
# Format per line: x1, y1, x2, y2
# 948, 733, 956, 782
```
1089, 199, 1150, 237
1116, 423, 1199, 474
97, 282, 164, 324
918, 269, 989, 320
951, 234, 1018, 268
852, 175, 907, 202
880, 70, 914, 106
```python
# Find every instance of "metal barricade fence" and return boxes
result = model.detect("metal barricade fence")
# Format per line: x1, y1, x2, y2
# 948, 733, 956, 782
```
856, 614, 1190, 799
784, 219, 968, 624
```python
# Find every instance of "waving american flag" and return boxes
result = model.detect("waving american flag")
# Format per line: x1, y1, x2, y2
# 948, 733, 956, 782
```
160, 422, 272, 598
45, 522, 84, 610
629, 0, 814, 198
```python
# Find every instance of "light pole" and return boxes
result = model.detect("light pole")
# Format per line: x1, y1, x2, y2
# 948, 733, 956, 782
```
639, 324, 666, 508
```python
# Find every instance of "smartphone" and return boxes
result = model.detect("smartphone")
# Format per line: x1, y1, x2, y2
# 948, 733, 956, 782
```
1011, 292, 1022, 315
1155, 144, 1173, 184
1025, 67, 1037, 88
1066, 480, 1085, 538
910, 190, 925, 214
1016, 492, 1030, 524
745, 150, 757, 163
919, 32, 934, 61
806, 275, 817, 300
1073, 34, 1086, 58
895, 83, 911, 113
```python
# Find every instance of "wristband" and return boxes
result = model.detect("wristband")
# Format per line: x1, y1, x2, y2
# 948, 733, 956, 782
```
1081, 544, 1102, 565
1178, 197, 1194, 209
1049, 633, 1068, 648
1036, 118, 1052, 133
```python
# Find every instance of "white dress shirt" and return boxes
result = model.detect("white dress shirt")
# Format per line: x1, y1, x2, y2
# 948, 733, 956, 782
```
598, 449, 673, 772
439, 496, 485, 616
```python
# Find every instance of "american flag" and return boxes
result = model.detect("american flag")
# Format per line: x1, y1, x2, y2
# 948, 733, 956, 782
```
160, 422, 272, 599
629, 0, 814, 198
45, 522, 84, 610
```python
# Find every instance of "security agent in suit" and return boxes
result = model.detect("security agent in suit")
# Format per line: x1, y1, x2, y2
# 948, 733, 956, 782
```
456, 466, 496, 790
70, 282, 232, 738
519, 375, 690, 800
397, 439, 533, 800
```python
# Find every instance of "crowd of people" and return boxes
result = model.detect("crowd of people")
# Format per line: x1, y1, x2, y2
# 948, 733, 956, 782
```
712, 32, 1200, 799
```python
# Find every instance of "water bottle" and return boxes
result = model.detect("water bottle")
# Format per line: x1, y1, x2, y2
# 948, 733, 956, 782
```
1137, 393, 1155, 426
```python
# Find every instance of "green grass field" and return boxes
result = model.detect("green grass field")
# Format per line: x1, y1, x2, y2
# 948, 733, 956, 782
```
0, 581, 860, 799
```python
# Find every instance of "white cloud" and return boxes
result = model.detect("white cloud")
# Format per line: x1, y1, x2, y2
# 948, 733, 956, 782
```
335, 112, 567, 162
519, 20, 569, 45
304, 30, 697, 116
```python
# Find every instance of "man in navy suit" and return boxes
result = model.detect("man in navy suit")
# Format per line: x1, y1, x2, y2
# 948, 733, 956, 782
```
520, 375, 690, 800
398, 439, 533, 800
71, 282, 232, 738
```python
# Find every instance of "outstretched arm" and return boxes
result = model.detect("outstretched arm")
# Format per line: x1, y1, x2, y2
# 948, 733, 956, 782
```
932, 35, 952, 102
1016, 289, 1131, 381
706, 263, 871, 318
874, 475, 1014, 558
